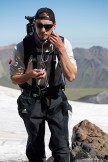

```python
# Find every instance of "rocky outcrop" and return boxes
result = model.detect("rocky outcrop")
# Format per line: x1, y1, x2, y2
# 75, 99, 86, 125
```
71, 120, 108, 161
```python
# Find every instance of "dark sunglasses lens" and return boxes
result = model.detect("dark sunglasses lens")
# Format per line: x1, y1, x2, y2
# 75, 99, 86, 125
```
37, 23, 43, 28
44, 24, 53, 29
37, 23, 53, 29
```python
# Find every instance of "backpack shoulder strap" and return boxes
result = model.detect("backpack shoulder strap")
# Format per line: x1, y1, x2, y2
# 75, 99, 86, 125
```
23, 34, 38, 93
57, 36, 66, 89
60, 36, 64, 42
23, 34, 35, 70
19, 34, 37, 90
49, 36, 65, 88
56, 36, 64, 61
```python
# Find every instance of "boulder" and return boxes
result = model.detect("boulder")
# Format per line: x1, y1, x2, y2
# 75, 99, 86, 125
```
71, 120, 108, 161
46, 156, 54, 162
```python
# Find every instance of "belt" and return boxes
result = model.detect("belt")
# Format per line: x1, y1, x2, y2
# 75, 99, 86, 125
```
32, 87, 46, 98
22, 84, 63, 98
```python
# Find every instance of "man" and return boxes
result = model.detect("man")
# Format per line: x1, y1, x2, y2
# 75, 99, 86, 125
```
10, 7, 77, 162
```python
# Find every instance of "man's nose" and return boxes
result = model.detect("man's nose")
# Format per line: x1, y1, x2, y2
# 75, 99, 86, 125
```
41, 27, 46, 32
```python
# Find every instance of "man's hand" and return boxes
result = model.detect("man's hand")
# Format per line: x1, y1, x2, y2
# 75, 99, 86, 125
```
29, 69, 47, 79
11, 69, 47, 85
49, 32, 64, 51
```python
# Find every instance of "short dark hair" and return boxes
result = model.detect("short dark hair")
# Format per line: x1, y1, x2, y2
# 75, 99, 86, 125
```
35, 7, 55, 23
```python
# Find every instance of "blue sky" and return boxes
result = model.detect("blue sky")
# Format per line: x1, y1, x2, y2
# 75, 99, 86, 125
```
0, 0, 108, 48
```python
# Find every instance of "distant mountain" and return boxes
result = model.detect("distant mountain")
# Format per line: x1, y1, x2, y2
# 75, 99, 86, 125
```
0, 44, 15, 74
0, 44, 108, 88
67, 46, 108, 88
0, 44, 18, 88
78, 90, 108, 104
0, 61, 5, 77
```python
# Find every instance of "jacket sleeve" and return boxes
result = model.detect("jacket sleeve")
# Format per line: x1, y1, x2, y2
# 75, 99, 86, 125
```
10, 41, 25, 76
64, 38, 77, 71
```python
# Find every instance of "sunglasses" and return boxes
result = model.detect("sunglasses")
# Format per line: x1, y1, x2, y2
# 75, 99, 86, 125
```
36, 23, 53, 30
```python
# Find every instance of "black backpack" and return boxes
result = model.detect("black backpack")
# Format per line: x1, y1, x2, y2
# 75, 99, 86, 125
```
19, 33, 65, 90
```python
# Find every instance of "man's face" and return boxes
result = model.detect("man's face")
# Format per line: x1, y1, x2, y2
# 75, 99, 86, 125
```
34, 19, 56, 40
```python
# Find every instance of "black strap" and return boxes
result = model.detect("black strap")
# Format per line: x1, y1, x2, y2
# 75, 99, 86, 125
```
28, 35, 38, 94
23, 34, 33, 70
31, 53, 37, 95
49, 36, 65, 89
19, 34, 38, 92
49, 50, 56, 87
19, 35, 33, 89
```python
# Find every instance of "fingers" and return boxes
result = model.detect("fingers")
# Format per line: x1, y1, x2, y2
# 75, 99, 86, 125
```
49, 32, 63, 49
49, 32, 58, 42
33, 69, 46, 79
